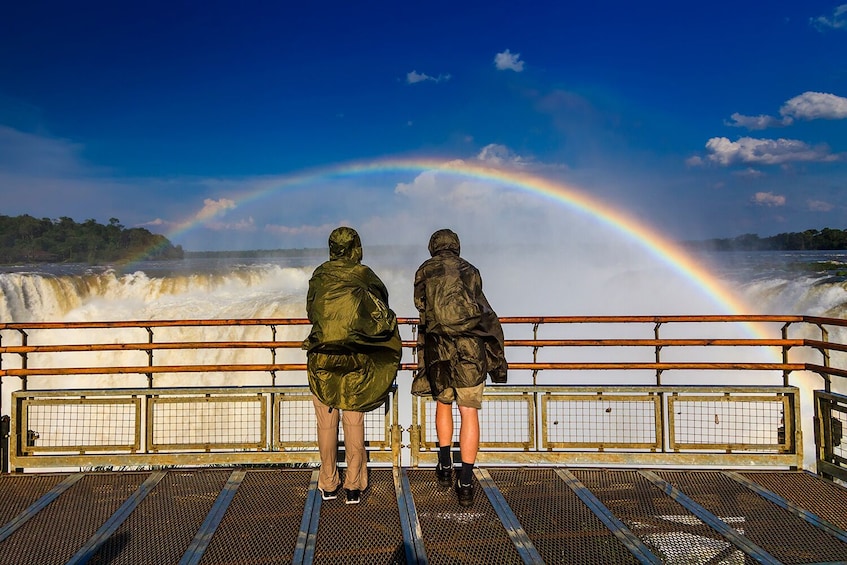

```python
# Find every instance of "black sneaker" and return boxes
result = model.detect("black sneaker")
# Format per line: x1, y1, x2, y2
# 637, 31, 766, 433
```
320, 485, 341, 500
345, 489, 361, 505
455, 479, 474, 507
435, 463, 453, 487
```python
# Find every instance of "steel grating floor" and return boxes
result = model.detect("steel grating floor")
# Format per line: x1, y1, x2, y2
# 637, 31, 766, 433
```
1, 467, 846, 564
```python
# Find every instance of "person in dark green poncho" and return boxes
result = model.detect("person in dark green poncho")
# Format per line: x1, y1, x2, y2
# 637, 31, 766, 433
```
412, 228, 507, 507
302, 227, 402, 505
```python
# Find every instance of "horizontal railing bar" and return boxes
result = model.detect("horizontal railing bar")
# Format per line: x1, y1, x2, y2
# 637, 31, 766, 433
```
0, 314, 826, 333
498, 315, 807, 324
805, 339, 847, 354
503, 339, 804, 347
806, 363, 847, 379
0, 338, 806, 355
0, 362, 808, 377
0, 341, 308, 354
802, 315, 847, 328
505, 362, 806, 371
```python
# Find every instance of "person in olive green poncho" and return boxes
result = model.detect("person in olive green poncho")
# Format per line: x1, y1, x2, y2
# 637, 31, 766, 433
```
412, 229, 507, 507
303, 227, 402, 505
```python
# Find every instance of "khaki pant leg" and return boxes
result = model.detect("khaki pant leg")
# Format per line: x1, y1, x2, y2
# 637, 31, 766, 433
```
341, 410, 367, 491
312, 395, 341, 491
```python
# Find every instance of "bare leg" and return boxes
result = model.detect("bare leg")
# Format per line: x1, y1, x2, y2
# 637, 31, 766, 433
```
457, 405, 479, 465
435, 401, 454, 447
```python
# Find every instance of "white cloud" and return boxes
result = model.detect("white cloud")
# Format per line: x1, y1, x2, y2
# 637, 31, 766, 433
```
726, 92, 847, 131
808, 199, 835, 212
494, 49, 525, 72
704, 136, 840, 165
195, 198, 237, 221
751, 192, 786, 207
734, 167, 765, 178
811, 4, 847, 30
780, 91, 847, 120
406, 70, 450, 84
476, 143, 529, 167
726, 112, 786, 130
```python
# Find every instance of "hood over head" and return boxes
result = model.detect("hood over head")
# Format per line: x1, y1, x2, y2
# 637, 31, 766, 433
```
328, 226, 363, 262
428, 228, 460, 257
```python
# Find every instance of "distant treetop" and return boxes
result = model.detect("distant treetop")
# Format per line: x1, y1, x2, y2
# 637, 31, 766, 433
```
0, 214, 183, 264
684, 228, 847, 251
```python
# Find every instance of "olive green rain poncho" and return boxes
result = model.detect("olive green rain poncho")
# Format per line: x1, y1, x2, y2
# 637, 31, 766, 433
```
412, 229, 507, 398
302, 227, 402, 412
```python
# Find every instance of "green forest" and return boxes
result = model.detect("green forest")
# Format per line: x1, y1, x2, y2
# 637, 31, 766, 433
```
0, 215, 183, 264
684, 228, 847, 251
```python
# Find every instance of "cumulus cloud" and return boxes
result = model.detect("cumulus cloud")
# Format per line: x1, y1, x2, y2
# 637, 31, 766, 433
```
808, 199, 835, 212
195, 198, 237, 221
781, 91, 847, 120
727, 92, 847, 130
494, 49, 525, 72
406, 70, 450, 84
811, 4, 847, 30
476, 143, 530, 167
751, 192, 786, 207
704, 136, 840, 165
726, 113, 785, 130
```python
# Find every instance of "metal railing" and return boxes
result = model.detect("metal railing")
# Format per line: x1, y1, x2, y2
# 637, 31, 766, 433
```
1, 315, 845, 476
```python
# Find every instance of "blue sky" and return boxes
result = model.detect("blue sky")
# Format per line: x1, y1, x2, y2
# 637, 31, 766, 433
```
1, 1, 846, 252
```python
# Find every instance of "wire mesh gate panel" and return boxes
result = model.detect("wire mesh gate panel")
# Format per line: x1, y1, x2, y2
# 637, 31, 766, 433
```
816, 389, 847, 484
11, 386, 398, 468
411, 385, 802, 468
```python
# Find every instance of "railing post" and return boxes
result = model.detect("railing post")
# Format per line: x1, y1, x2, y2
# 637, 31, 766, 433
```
781, 323, 792, 386
817, 324, 832, 393
654, 322, 662, 386
0, 414, 9, 474
409, 396, 420, 468
16, 329, 27, 391
145, 327, 154, 388
269, 324, 278, 386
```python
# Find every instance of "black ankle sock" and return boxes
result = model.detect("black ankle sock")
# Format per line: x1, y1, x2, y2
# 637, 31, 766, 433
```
460, 462, 474, 484
438, 446, 452, 468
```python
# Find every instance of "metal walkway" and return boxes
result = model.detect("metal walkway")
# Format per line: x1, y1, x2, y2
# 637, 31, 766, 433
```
1, 467, 847, 564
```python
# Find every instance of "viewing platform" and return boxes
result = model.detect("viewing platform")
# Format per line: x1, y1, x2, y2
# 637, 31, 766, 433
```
1, 316, 846, 563
2, 465, 847, 564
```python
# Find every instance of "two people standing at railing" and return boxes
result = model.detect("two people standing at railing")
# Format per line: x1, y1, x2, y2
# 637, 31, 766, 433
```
303, 226, 506, 508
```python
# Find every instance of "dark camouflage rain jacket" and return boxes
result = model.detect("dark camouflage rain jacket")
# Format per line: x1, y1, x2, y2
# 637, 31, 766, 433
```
412, 229, 507, 398
302, 227, 402, 412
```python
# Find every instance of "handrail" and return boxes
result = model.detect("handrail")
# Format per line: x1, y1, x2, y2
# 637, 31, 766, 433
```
3, 314, 846, 476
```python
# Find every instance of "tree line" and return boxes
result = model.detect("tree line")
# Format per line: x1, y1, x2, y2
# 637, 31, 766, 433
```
685, 228, 847, 251
0, 215, 183, 264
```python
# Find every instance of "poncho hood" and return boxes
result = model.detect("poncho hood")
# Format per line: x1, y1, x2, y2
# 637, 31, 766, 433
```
428, 228, 460, 257
328, 226, 363, 262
